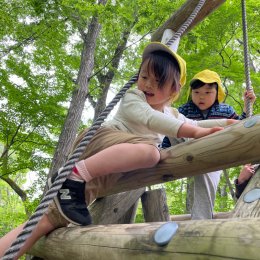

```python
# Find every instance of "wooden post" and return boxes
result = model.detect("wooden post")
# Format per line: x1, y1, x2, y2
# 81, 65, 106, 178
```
117, 200, 139, 224
141, 188, 170, 222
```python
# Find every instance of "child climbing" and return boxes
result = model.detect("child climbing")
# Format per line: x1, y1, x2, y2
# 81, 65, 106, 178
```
162, 69, 256, 219
0, 43, 236, 259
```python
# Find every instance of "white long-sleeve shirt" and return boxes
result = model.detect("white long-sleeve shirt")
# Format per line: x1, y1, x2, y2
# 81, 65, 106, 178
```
103, 88, 228, 145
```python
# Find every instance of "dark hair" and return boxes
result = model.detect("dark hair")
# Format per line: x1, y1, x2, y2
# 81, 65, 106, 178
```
190, 79, 218, 90
139, 50, 181, 92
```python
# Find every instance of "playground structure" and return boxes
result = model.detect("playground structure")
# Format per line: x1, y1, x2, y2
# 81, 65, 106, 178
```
5, 0, 260, 259
29, 115, 260, 259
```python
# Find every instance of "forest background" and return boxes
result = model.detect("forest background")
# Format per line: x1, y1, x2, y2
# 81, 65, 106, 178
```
0, 0, 259, 236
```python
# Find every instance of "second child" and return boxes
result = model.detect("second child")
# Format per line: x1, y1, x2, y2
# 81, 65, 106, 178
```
163, 69, 256, 219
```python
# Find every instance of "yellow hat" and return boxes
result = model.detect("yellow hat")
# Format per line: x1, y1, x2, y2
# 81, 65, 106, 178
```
190, 69, 225, 102
142, 42, 186, 87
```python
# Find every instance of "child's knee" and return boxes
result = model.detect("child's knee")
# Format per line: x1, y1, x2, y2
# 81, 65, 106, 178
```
38, 215, 56, 233
144, 145, 160, 167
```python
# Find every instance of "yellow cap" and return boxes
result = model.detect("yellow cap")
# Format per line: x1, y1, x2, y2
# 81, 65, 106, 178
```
190, 69, 225, 102
142, 42, 186, 87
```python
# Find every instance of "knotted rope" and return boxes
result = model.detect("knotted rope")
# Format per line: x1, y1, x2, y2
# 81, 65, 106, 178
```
3, 0, 206, 259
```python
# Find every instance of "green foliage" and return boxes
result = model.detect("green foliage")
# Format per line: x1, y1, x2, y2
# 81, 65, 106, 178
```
135, 201, 145, 223
165, 180, 188, 215
0, 180, 27, 236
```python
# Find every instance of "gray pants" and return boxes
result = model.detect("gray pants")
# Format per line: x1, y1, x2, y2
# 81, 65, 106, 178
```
191, 171, 222, 220
166, 137, 222, 220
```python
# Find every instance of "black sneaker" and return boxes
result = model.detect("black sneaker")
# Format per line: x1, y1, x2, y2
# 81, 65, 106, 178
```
48, 172, 92, 226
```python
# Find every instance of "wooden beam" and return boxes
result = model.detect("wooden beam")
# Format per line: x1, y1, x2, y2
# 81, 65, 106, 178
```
151, 0, 226, 42
171, 211, 233, 221
98, 115, 260, 197
30, 218, 260, 259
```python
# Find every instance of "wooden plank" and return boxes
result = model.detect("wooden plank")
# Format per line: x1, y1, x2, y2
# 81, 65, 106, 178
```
30, 218, 260, 260
151, 0, 226, 42
98, 115, 260, 197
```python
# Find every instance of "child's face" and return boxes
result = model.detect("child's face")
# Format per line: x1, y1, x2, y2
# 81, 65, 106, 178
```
191, 84, 217, 111
137, 60, 176, 111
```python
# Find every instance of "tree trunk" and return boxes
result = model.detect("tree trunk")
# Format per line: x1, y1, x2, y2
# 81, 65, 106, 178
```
223, 169, 236, 200
48, 0, 107, 177
185, 177, 194, 213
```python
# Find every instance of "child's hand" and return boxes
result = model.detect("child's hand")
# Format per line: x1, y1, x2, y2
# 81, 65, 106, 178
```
244, 90, 256, 104
193, 126, 224, 139
177, 123, 224, 139
237, 164, 255, 184
243, 90, 256, 112
226, 119, 238, 125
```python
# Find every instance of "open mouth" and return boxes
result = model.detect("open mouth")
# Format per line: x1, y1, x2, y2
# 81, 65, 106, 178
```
144, 91, 154, 97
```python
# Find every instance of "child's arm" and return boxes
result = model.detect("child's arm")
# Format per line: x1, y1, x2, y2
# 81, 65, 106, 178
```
235, 164, 255, 198
237, 164, 255, 185
177, 123, 223, 139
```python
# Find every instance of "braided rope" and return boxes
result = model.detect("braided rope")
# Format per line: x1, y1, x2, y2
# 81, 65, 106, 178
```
241, 0, 253, 117
166, 0, 206, 47
3, 1, 206, 259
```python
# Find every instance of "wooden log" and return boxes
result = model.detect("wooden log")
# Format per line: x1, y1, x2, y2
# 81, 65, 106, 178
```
141, 189, 170, 222
151, 0, 226, 42
171, 211, 233, 221
98, 115, 260, 197
232, 165, 260, 218
30, 218, 260, 260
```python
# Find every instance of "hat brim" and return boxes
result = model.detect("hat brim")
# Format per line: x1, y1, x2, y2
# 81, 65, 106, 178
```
142, 42, 186, 87
190, 71, 225, 103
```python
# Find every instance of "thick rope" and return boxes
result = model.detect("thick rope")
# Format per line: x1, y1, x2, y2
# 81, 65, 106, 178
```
166, 0, 206, 47
3, 0, 206, 259
241, 0, 253, 117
